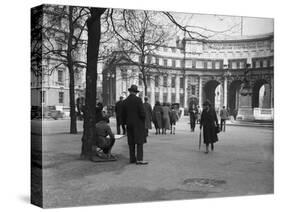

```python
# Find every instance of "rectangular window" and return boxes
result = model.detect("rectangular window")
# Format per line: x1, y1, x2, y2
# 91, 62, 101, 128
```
59, 92, 64, 104
180, 77, 184, 89
163, 59, 168, 66
172, 60, 176, 68
155, 92, 159, 101
186, 60, 192, 68
163, 93, 168, 103
232, 62, 237, 69
171, 93, 176, 103
171, 76, 176, 88
147, 56, 151, 64
155, 76, 159, 87
180, 93, 184, 107
215, 61, 221, 69
163, 76, 167, 87
240, 61, 245, 69
196, 61, 204, 69
255, 60, 260, 68
172, 47, 176, 53
156, 57, 159, 65
58, 70, 63, 82
191, 85, 196, 95
207, 61, 212, 69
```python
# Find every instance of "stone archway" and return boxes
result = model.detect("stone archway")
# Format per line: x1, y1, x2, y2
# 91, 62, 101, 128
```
228, 80, 243, 115
203, 80, 221, 109
252, 79, 270, 108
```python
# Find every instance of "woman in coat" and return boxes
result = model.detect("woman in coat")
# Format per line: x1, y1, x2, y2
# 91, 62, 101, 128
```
161, 102, 171, 135
152, 101, 163, 135
200, 101, 219, 153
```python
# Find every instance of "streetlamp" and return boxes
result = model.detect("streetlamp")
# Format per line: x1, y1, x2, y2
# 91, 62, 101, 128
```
240, 63, 251, 96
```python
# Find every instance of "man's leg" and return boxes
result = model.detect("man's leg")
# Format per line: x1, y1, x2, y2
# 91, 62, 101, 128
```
116, 118, 121, 134
220, 119, 223, 131
128, 144, 136, 163
136, 144, 143, 161
223, 119, 226, 132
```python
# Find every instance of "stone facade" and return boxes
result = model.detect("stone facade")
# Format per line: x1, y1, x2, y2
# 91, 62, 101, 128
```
103, 33, 274, 120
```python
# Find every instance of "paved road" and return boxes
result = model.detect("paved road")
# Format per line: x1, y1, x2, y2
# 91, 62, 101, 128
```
32, 117, 273, 208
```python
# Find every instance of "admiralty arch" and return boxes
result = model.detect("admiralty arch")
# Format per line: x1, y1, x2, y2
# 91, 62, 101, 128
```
103, 33, 273, 120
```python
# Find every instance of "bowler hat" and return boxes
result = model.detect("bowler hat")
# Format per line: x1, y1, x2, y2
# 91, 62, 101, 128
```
128, 84, 140, 93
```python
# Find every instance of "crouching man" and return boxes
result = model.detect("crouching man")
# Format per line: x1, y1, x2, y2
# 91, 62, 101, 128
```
96, 116, 116, 160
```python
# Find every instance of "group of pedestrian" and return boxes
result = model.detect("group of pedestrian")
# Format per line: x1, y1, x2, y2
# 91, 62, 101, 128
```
152, 102, 180, 135
96, 84, 230, 164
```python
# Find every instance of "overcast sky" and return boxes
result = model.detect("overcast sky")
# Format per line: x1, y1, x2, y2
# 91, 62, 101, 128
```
168, 12, 273, 39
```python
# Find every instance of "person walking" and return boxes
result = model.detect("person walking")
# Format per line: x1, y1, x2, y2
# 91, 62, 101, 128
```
122, 85, 148, 165
143, 96, 153, 136
220, 106, 228, 132
189, 104, 197, 132
200, 101, 219, 154
161, 102, 171, 135
169, 105, 179, 135
115, 96, 126, 135
152, 101, 163, 135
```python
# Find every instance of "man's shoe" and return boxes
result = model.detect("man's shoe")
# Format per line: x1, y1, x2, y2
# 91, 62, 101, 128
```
136, 161, 148, 165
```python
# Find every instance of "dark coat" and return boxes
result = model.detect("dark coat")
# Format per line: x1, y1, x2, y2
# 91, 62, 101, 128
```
143, 102, 153, 129
122, 94, 146, 145
200, 108, 219, 144
115, 100, 123, 118
152, 105, 163, 129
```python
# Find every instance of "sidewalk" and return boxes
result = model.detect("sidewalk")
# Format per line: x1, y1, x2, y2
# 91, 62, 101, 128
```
36, 118, 273, 208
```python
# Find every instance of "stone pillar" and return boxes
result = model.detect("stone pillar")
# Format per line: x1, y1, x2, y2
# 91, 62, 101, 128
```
159, 75, 163, 103
184, 75, 188, 108
115, 67, 122, 100
151, 74, 155, 107
167, 74, 172, 103
176, 75, 180, 102
270, 75, 274, 108
198, 76, 202, 107
223, 77, 228, 107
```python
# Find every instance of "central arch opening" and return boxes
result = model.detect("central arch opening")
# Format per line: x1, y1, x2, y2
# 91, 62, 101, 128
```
252, 79, 271, 108
228, 80, 243, 115
203, 80, 222, 110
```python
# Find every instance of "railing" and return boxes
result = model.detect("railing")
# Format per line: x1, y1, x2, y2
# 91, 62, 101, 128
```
253, 108, 274, 120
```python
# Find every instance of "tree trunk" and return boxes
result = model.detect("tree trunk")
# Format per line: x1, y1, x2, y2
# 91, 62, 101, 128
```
67, 6, 77, 134
81, 8, 106, 160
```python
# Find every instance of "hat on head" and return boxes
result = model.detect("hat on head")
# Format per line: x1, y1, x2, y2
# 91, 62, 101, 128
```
203, 100, 211, 107
128, 84, 139, 93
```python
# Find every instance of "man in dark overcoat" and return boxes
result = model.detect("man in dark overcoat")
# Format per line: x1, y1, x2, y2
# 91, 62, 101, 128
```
122, 85, 148, 165
115, 96, 126, 135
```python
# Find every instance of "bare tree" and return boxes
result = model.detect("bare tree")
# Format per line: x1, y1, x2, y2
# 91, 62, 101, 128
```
109, 9, 173, 96
80, 7, 107, 160
42, 5, 89, 134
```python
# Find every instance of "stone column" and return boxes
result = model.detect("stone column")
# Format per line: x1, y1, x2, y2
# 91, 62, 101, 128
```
175, 75, 180, 102
115, 67, 122, 101
198, 76, 202, 107
167, 74, 172, 103
223, 77, 228, 107
184, 75, 188, 108
159, 75, 163, 103
151, 74, 155, 107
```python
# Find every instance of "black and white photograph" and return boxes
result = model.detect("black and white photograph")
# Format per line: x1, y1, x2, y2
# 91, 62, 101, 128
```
2, 0, 281, 211
29, 2, 275, 208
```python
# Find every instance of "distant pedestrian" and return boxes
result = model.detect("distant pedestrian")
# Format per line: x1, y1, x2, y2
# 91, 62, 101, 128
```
143, 96, 153, 136
200, 101, 219, 154
152, 101, 163, 135
122, 85, 148, 165
189, 104, 198, 132
220, 106, 228, 132
197, 105, 202, 124
169, 105, 179, 135
115, 96, 126, 135
161, 102, 171, 135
